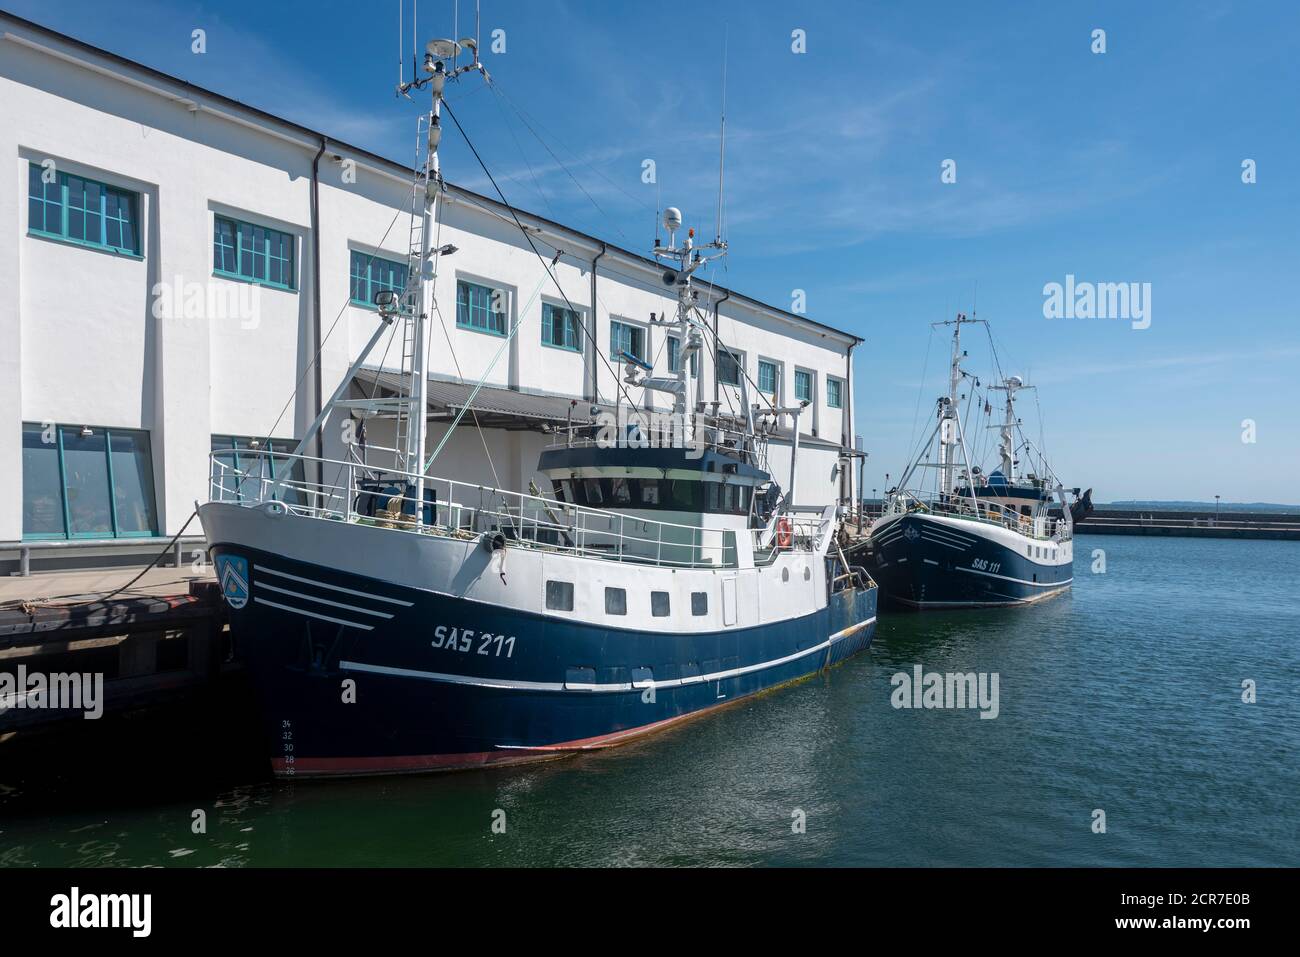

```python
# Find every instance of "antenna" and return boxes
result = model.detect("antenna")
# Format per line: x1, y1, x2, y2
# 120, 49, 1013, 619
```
655, 181, 661, 246
398, 0, 404, 93
715, 27, 728, 244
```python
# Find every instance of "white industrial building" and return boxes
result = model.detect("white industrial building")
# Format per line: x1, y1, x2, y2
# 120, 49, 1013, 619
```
0, 11, 863, 574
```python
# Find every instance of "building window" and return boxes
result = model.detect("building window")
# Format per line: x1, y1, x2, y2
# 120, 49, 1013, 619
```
213, 214, 295, 289
718, 347, 744, 386
667, 336, 698, 377
758, 359, 780, 396
651, 591, 671, 617
609, 320, 645, 362
827, 377, 844, 409
27, 164, 141, 256
605, 587, 627, 615
350, 250, 407, 309
795, 369, 813, 403
691, 591, 709, 616
542, 302, 583, 352
457, 279, 506, 335
21, 423, 158, 540
546, 580, 574, 611
210, 435, 305, 503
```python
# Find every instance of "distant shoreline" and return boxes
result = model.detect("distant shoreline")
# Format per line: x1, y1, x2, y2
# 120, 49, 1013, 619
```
1102, 501, 1300, 513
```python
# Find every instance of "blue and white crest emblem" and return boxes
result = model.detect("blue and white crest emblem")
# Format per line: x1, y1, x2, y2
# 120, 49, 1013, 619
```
903, 525, 920, 541
216, 555, 250, 610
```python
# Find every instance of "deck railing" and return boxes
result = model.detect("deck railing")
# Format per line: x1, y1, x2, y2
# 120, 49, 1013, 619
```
209, 450, 761, 568
883, 491, 1070, 541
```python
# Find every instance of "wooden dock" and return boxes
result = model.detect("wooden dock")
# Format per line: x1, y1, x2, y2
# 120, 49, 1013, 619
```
0, 567, 232, 735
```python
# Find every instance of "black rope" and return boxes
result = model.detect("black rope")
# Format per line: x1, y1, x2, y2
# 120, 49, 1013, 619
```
2, 509, 201, 611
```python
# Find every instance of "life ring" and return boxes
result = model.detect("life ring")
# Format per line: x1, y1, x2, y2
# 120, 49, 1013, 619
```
776, 517, 793, 548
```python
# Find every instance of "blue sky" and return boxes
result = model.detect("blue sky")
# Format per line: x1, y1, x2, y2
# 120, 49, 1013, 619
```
10, 0, 1299, 502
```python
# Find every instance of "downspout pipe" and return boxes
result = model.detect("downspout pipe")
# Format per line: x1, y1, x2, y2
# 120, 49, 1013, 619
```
589, 242, 606, 405
712, 289, 730, 408
842, 339, 856, 507
309, 138, 326, 469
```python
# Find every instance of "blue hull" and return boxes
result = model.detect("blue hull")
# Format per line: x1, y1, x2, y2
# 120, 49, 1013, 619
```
212, 544, 877, 776
867, 514, 1071, 609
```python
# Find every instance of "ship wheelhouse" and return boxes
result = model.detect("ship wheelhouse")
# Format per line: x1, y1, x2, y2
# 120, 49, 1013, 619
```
954, 468, 1055, 519
537, 444, 774, 531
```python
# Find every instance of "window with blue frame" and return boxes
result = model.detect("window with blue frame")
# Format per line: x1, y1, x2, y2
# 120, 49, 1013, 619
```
610, 320, 645, 361
758, 359, 780, 395
827, 377, 844, 408
213, 214, 295, 289
795, 369, 813, 403
27, 163, 140, 256
210, 435, 305, 503
667, 335, 698, 377
349, 250, 408, 308
718, 347, 744, 386
457, 279, 506, 335
542, 303, 582, 352
21, 423, 158, 540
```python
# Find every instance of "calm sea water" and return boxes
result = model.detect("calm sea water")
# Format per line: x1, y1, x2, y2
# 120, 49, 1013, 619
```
2, 535, 1297, 867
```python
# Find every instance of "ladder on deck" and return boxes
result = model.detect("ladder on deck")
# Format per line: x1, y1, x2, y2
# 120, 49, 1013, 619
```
394, 113, 433, 470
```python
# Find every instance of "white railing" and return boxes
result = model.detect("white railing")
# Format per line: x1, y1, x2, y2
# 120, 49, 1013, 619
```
884, 491, 1071, 541
209, 450, 757, 568
749, 506, 831, 564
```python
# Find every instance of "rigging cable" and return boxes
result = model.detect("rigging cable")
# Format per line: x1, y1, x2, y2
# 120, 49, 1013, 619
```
486, 82, 638, 244
435, 97, 646, 469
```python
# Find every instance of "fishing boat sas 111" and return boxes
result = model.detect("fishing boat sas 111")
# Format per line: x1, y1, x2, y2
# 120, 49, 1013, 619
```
867, 313, 1090, 610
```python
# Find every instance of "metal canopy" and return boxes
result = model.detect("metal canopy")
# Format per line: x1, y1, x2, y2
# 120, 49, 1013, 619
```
349, 368, 843, 447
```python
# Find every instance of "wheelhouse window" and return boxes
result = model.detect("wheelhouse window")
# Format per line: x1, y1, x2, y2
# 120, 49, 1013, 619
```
457, 279, 507, 335
827, 377, 844, 409
213, 214, 295, 289
718, 347, 744, 386
560, 477, 751, 515
349, 250, 407, 308
542, 303, 583, 352
610, 320, 645, 362
28, 164, 141, 256
22, 423, 158, 540
546, 580, 574, 611
795, 369, 813, 403
667, 335, 698, 377
210, 435, 305, 503
758, 359, 780, 396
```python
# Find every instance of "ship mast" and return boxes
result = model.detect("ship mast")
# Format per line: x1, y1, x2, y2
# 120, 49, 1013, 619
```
989, 375, 1025, 483
638, 209, 726, 433
391, 32, 487, 522
935, 312, 976, 496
